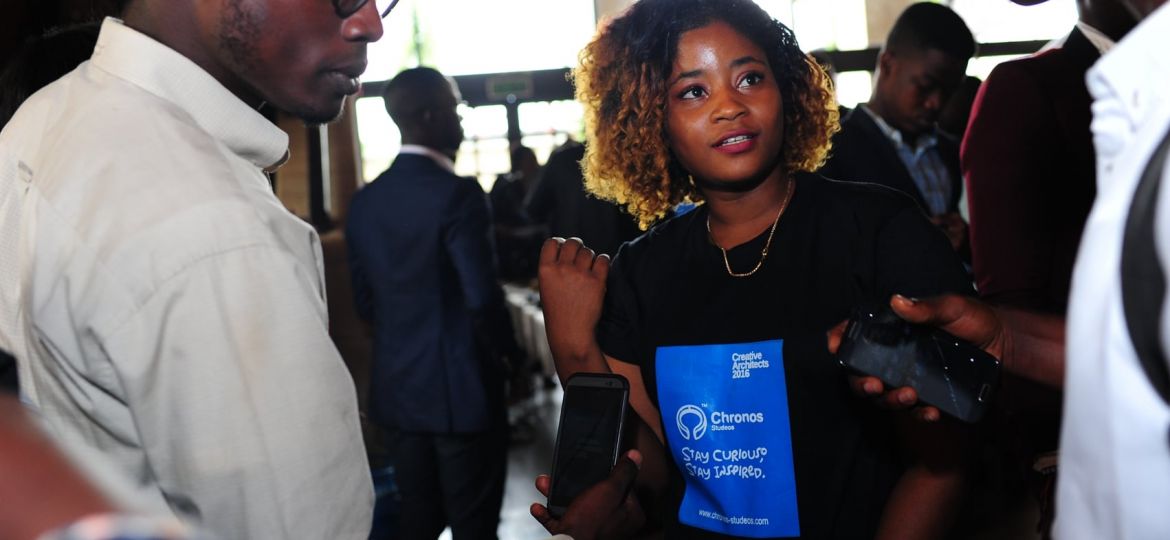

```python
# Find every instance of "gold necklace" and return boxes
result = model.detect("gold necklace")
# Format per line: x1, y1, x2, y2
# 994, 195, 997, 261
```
706, 179, 795, 278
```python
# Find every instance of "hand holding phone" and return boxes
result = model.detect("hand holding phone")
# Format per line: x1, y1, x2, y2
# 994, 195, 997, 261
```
546, 372, 630, 518
531, 450, 645, 540
836, 305, 1001, 423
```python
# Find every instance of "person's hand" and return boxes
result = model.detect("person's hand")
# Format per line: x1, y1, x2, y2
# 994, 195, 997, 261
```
537, 237, 610, 362
826, 318, 944, 422
930, 212, 967, 252
890, 294, 1005, 358
827, 294, 1006, 422
531, 450, 645, 540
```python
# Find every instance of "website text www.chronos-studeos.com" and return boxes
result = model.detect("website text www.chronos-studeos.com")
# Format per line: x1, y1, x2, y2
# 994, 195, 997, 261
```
697, 509, 770, 526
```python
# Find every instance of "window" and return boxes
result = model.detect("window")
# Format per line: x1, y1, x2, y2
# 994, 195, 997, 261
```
951, 0, 1077, 45
355, 0, 595, 186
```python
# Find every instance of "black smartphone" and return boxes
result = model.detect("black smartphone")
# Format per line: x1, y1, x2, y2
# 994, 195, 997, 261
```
547, 372, 630, 518
836, 305, 1001, 423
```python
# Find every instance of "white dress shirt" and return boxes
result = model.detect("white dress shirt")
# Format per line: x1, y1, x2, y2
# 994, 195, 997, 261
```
0, 18, 372, 539
1058, 5, 1170, 539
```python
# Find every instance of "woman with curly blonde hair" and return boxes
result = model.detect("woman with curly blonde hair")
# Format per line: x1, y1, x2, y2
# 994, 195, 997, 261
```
532, 1, 974, 538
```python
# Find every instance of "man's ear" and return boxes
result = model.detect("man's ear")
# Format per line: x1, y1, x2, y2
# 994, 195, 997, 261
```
877, 51, 896, 78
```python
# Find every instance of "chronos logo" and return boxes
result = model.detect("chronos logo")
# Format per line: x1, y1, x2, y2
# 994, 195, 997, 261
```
676, 404, 708, 441
676, 404, 766, 440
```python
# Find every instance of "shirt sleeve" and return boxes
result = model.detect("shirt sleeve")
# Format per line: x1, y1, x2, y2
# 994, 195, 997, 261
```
444, 179, 503, 313
596, 244, 643, 365
101, 245, 373, 540
443, 178, 521, 360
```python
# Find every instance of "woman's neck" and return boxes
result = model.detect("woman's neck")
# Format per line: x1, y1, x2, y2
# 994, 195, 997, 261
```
704, 173, 794, 250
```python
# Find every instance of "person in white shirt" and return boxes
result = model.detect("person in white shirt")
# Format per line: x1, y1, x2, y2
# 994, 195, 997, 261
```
1057, 1, 1170, 536
0, 0, 392, 537
838, 2, 1170, 538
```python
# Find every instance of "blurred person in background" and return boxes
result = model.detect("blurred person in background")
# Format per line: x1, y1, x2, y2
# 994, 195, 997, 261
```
491, 144, 545, 282
347, 66, 519, 540
525, 140, 641, 258
819, 2, 975, 257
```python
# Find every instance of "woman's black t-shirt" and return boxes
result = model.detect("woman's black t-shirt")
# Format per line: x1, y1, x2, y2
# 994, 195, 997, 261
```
596, 173, 972, 539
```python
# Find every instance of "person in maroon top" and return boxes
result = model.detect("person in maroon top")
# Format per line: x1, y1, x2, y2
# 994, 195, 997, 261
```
962, 0, 1133, 313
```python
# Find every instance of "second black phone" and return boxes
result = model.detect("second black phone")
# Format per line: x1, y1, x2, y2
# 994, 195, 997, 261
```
547, 372, 630, 518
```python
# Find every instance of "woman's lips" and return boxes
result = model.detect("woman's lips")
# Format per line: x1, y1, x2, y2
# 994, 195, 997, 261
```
713, 133, 757, 154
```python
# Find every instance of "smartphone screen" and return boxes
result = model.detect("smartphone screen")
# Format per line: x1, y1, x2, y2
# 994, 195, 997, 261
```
548, 375, 628, 514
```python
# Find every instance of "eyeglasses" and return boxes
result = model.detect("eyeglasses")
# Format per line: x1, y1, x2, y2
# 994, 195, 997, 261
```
332, 0, 399, 19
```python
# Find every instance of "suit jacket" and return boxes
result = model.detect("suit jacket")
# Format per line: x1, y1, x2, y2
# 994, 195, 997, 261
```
820, 107, 963, 216
961, 28, 1099, 312
346, 153, 512, 434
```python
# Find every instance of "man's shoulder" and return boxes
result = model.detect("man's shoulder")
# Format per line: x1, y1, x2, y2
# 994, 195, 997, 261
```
373, 154, 469, 188
24, 65, 241, 194
822, 108, 895, 179
985, 47, 1084, 93
353, 156, 470, 208
837, 107, 882, 137
830, 108, 888, 156
13, 67, 296, 291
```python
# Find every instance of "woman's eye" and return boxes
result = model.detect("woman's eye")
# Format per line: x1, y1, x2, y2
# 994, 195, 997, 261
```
679, 86, 705, 99
739, 72, 764, 88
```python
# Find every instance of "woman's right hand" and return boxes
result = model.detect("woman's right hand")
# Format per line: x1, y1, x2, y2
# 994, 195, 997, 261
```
538, 237, 611, 367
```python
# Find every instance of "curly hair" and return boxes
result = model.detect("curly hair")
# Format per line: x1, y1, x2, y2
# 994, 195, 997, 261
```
575, 0, 839, 229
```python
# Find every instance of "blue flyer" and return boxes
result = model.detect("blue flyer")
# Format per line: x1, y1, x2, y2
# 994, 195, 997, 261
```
655, 339, 799, 538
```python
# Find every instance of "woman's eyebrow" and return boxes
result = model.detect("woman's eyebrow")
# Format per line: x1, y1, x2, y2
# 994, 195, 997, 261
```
670, 68, 705, 86
670, 55, 765, 86
730, 55, 766, 68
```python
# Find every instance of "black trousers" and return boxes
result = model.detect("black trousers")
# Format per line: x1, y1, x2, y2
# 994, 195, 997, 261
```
390, 427, 508, 540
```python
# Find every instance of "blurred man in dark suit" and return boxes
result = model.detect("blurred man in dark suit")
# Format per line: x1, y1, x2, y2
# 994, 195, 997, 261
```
346, 67, 518, 540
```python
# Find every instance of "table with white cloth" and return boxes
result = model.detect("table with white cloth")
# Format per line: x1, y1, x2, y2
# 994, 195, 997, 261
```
502, 283, 556, 377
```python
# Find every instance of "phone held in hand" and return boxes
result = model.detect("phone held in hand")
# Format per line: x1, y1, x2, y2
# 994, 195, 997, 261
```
836, 305, 1001, 423
547, 372, 630, 518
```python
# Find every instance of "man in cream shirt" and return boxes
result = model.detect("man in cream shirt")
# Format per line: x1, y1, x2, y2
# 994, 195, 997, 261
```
0, 0, 391, 537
